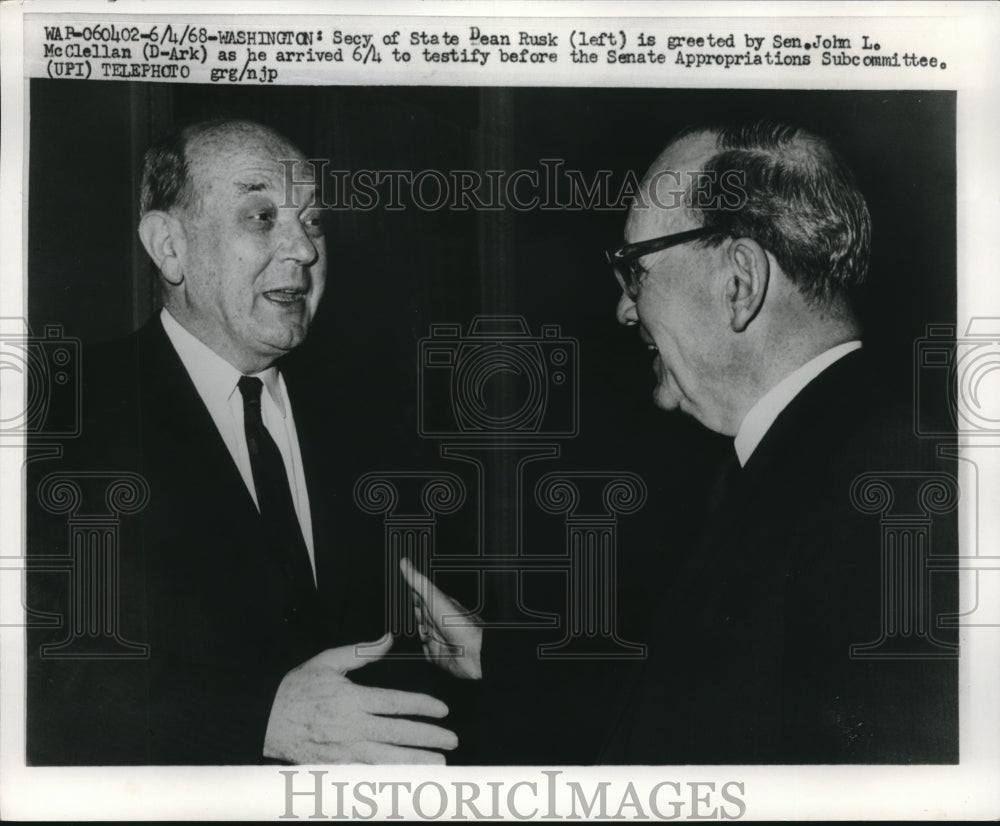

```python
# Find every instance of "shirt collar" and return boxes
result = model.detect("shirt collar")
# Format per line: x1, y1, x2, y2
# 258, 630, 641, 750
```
733, 340, 862, 467
159, 308, 286, 417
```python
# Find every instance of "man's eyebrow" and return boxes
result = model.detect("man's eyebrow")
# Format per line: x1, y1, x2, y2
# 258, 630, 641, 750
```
233, 180, 271, 194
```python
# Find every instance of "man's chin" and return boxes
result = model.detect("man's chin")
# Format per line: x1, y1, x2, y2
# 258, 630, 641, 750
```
256, 322, 310, 357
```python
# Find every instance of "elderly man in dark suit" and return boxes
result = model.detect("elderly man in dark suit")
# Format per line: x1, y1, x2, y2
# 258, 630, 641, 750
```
27, 119, 480, 765
601, 121, 957, 763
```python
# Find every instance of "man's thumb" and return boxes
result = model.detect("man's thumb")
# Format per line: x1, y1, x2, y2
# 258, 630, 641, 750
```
343, 632, 395, 672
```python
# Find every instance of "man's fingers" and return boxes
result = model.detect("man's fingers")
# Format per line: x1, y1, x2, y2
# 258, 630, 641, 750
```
361, 715, 458, 751
350, 742, 448, 765
398, 558, 483, 680
399, 558, 464, 625
279, 741, 447, 765
306, 710, 457, 752
399, 557, 436, 605
313, 634, 395, 673
357, 684, 450, 719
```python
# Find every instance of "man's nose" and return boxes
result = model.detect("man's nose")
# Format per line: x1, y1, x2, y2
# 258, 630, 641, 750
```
616, 290, 638, 326
280, 219, 320, 266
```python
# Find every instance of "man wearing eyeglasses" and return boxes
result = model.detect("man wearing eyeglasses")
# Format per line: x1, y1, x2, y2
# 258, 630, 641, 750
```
599, 121, 957, 763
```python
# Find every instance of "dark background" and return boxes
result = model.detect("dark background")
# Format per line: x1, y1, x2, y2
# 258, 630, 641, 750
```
28, 81, 956, 763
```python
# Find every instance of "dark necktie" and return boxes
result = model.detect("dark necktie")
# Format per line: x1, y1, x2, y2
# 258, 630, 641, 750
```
237, 375, 315, 594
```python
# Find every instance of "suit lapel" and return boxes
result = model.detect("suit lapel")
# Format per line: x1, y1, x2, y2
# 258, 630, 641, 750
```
135, 319, 262, 523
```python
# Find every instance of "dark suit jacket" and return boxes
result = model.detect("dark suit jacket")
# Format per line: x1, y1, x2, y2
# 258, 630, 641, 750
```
600, 351, 958, 764
26, 319, 417, 764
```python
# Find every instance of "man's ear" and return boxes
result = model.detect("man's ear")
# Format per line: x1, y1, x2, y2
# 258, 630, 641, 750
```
138, 211, 185, 286
725, 237, 770, 332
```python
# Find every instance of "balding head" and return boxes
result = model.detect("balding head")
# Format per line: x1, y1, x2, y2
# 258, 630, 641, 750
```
634, 121, 871, 310
141, 119, 306, 218
626, 130, 719, 249
614, 120, 868, 435
137, 118, 326, 374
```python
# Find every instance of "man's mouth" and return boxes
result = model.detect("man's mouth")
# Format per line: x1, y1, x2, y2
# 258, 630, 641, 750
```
263, 288, 307, 306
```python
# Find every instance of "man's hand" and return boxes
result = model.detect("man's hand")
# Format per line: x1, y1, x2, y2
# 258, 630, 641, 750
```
263, 634, 458, 764
399, 558, 483, 680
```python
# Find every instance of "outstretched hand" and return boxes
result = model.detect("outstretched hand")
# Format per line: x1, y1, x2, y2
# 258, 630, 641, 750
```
263, 634, 458, 764
399, 558, 483, 680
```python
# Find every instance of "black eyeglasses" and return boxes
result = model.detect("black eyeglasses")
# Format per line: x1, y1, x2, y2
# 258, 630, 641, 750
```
605, 226, 717, 299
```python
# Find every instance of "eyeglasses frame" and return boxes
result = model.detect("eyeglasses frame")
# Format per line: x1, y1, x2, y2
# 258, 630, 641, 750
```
605, 226, 718, 299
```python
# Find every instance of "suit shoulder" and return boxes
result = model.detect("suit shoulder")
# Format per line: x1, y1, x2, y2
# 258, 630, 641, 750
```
72, 323, 166, 458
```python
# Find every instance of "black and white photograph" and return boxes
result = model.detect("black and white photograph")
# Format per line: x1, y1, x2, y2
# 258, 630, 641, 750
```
2, 1, 998, 820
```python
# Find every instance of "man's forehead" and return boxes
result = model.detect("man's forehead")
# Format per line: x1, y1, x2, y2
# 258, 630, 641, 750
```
196, 165, 317, 215
650, 130, 717, 173
626, 131, 717, 239
187, 129, 314, 195
625, 197, 686, 241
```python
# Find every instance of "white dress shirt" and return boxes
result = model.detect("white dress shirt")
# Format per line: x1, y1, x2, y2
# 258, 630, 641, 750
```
734, 340, 862, 467
160, 308, 316, 580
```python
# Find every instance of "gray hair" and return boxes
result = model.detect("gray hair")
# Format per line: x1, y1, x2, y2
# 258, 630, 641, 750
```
682, 120, 871, 307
